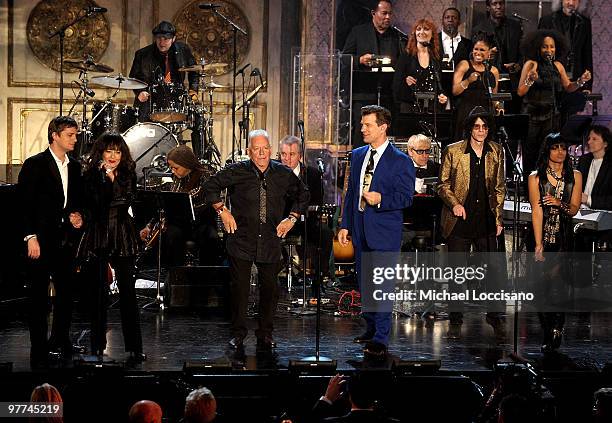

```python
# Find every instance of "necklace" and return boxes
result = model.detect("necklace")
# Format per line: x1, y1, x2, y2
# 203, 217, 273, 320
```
547, 166, 563, 181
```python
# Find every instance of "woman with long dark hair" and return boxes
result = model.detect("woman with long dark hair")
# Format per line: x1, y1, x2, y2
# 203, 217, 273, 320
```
528, 133, 582, 352
79, 132, 144, 362
518, 29, 591, 181
392, 18, 447, 113
452, 31, 500, 141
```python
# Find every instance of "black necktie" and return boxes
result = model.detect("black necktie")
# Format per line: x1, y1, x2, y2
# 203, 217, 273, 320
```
360, 149, 377, 210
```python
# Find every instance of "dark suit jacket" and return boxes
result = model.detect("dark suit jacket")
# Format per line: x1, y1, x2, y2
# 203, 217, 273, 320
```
472, 17, 523, 69
324, 410, 399, 422
578, 153, 612, 210
300, 164, 324, 206
392, 52, 445, 106
342, 22, 403, 69
538, 10, 592, 85
438, 32, 472, 66
340, 142, 415, 251
18, 148, 83, 251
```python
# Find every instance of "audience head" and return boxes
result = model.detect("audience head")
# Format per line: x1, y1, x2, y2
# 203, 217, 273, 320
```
279, 135, 302, 170
347, 372, 376, 410
87, 131, 135, 174
593, 387, 612, 422
521, 30, 569, 63
167, 145, 204, 178
128, 400, 162, 423
497, 394, 530, 423
442, 7, 461, 37
30, 383, 63, 423
184, 387, 217, 423
407, 18, 440, 59
407, 134, 432, 167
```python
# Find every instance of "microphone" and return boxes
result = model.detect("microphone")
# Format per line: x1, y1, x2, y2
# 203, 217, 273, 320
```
544, 52, 554, 64
392, 25, 408, 40
419, 41, 431, 48
316, 158, 325, 174
235, 62, 250, 76
199, 3, 221, 9
85, 6, 107, 13
297, 120, 304, 139
511, 12, 529, 22
499, 126, 509, 141
250, 67, 260, 76
77, 82, 95, 98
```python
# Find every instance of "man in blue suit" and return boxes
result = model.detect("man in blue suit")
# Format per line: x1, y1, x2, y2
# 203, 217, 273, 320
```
338, 105, 415, 358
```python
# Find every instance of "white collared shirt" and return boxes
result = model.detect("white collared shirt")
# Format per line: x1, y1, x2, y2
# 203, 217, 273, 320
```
359, 139, 390, 205
292, 162, 301, 178
49, 147, 70, 208
584, 157, 603, 207
412, 159, 428, 194
441, 31, 462, 60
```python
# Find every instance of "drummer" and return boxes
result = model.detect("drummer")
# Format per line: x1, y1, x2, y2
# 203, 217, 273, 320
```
129, 21, 199, 122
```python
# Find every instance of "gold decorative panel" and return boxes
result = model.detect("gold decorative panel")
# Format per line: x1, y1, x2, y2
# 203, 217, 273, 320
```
173, 0, 251, 73
26, 0, 111, 73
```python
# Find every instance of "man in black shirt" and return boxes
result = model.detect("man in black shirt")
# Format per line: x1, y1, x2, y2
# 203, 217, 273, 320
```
204, 130, 309, 351
129, 21, 198, 122
538, 0, 592, 88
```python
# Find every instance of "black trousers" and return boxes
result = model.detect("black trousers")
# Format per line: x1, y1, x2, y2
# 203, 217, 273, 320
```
228, 255, 281, 340
26, 242, 76, 360
447, 234, 505, 325
88, 256, 142, 353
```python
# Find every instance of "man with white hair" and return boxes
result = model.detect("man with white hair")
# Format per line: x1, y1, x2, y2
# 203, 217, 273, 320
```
406, 134, 440, 194
204, 130, 309, 351
184, 387, 223, 423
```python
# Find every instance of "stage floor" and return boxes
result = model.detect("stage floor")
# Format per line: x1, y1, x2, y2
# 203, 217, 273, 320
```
1, 284, 611, 373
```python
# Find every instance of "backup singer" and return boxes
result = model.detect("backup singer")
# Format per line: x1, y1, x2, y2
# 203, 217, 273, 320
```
203, 130, 309, 351
528, 133, 582, 352
452, 32, 500, 142
18, 116, 84, 367
78, 132, 144, 362
338, 105, 415, 358
392, 18, 447, 114
139, 145, 221, 266
437, 106, 506, 340
517, 30, 591, 181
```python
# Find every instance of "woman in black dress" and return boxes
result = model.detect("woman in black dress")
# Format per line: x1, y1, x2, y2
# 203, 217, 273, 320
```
528, 133, 582, 352
518, 30, 591, 181
452, 31, 500, 141
392, 18, 447, 114
80, 132, 144, 361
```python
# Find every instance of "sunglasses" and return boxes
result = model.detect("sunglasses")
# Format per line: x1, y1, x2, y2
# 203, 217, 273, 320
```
411, 148, 432, 155
473, 124, 489, 131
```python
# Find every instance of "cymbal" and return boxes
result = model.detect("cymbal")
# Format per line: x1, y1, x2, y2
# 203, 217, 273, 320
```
90, 75, 147, 90
204, 81, 228, 90
178, 63, 229, 75
65, 58, 113, 73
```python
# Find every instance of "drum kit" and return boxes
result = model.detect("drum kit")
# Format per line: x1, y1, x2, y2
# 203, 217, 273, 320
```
65, 56, 228, 185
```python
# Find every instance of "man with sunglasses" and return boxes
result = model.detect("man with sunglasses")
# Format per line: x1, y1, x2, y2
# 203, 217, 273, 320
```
438, 106, 506, 341
407, 134, 440, 194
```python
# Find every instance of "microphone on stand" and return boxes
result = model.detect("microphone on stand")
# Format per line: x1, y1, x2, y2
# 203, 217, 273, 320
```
511, 12, 529, 22
85, 6, 107, 13
235, 62, 251, 76
199, 3, 221, 9
392, 25, 408, 40
76, 81, 95, 97
250, 67, 264, 86
499, 126, 509, 141
316, 158, 325, 174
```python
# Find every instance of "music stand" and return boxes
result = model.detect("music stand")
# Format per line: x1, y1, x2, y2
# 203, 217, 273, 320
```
137, 190, 194, 310
352, 69, 394, 107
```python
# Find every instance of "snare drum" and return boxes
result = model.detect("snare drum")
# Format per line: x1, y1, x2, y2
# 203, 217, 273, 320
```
150, 82, 188, 123
91, 102, 137, 139
123, 122, 179, 185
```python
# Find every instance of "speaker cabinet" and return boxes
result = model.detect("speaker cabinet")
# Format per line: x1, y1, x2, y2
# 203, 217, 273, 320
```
167, 266, 230, 315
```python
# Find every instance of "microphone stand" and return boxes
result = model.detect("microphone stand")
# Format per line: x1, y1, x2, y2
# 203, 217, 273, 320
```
483, 61, 495, 116
210, 8, 247, 162
49, 8, 101, 115
498, 128, 523, 354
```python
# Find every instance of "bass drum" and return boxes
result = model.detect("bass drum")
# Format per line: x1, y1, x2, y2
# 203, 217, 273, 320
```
123, 123, 178, 186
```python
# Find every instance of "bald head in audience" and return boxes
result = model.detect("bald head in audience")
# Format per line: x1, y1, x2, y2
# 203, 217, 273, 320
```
128, 400, 162, 423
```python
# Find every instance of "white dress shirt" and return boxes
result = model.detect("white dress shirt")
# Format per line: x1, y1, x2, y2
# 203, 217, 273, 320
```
49, 147, 70, 208
412, 159, 428, 194
584, 157, 603, 208
292, 162, 301, 178
441, 31, 462, 61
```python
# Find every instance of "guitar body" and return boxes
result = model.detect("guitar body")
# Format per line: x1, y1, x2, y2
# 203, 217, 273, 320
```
334, 153, 355, 262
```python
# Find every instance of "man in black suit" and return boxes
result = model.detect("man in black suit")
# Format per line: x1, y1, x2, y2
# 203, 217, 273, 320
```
578, 125, 612, 211
343, 0, 404, 148
18, 116, 84, 367
279, 135, 334, 281
438, 7, 472, 102
538, 0, 592, 87
472, 0, 523, 113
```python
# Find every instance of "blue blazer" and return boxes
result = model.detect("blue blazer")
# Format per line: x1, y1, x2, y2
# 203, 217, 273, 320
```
341, 142, 415, 251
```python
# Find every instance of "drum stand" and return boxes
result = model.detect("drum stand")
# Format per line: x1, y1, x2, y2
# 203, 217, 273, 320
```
201, 79, 222, 168
143, 207, 166, 311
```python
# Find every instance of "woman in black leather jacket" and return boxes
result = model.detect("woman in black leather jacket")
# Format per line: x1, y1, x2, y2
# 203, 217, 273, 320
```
79, 132, 144, 362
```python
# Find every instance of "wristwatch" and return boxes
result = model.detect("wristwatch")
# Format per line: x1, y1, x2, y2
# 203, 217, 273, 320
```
288, 215, 298, 224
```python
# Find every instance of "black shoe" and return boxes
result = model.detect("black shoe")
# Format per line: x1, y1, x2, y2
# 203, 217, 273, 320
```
256, 337, 276, 351
228, 337, 244, 350
447, 323, 462, 340
363, 341, 387, 360
128, 352, 147, 363
353, 333, 374, 344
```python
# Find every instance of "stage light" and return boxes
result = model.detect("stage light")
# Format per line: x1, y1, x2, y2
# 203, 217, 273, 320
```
392, 359, 441, 375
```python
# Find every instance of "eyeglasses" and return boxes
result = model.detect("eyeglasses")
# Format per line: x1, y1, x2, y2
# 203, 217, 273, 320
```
473, 124, 489, 131
411, 148, 432, 155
